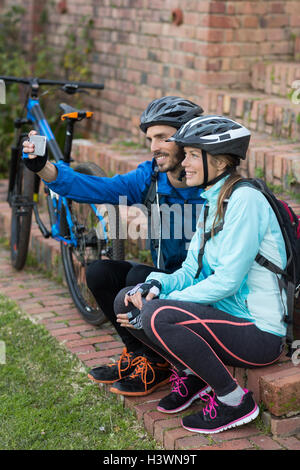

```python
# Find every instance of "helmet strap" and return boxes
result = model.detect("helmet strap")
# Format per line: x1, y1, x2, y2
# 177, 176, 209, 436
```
201, 150, 209, 187
199, 149, 234, 189
178, 169, 186, 181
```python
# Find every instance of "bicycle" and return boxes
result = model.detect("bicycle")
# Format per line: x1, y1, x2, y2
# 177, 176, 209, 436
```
0, 75, 125, 325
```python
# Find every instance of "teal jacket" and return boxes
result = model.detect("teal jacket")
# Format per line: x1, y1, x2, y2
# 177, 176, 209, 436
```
146, 177, 287, 337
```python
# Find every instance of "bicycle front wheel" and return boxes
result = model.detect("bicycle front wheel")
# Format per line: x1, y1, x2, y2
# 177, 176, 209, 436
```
10, 155, 35, 270
60, 162, 125, 325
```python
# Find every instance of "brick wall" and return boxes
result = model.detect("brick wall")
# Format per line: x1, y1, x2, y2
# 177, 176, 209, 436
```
1, 0, 300, 142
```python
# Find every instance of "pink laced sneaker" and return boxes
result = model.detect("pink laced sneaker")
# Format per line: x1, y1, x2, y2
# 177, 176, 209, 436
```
157, 369, 211, 414
181, 389, 259, 434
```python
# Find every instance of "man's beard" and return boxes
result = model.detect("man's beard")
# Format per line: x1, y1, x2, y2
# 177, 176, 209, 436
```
154, 148, 185, 173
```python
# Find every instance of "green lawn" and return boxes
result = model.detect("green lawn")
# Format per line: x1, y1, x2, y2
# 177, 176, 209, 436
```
0, 294, 161, 450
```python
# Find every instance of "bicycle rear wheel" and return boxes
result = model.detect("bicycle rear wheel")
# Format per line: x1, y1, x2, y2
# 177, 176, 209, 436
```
10, 145, 35, 270
60, 162, 125, 325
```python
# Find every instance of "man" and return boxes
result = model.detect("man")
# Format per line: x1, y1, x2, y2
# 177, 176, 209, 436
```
23, 96, 205, 401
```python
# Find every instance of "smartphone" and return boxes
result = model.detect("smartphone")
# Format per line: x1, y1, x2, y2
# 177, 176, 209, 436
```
29, 135, 47, 157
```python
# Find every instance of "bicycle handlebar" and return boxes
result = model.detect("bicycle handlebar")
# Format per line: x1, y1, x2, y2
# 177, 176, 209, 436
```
0, 75, 104, 90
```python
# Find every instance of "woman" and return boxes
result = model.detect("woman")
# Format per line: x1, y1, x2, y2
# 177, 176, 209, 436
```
114, 115, 287, 434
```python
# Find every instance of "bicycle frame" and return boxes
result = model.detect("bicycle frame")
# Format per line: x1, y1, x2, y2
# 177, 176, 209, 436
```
29, 96, 110, 248
5, 78, 109, 249
1, 76, 123, 325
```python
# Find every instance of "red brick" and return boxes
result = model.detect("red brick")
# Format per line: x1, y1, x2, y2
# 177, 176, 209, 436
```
68, 344, 96, 354
211, 423, 260, 443
144, 411, 169, 435
208, 15, 240, 29
78, 347, 123, 361
84, 358, 112, 367
250, 435, 283, 450
57, 333, 82, 342
43, 322, 68, 330
164, 427, 195, 450
96, 341, 124, 350
50, 324, 97, 336
134, 402, 160, 422
270, 414, 300, 437
260, 366, 300, 416
154, 417, 182, 443
200, 438, 254, 450
176, 433, 209, 449
275, 436, 300, 450
125, 387, 169, 410
65, 335, 114, 348
246, 360, 293, 404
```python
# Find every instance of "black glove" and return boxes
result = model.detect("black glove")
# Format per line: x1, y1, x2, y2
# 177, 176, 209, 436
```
127, 307, 143, 329
22, 148, 48, 173
126, 279, 162, 298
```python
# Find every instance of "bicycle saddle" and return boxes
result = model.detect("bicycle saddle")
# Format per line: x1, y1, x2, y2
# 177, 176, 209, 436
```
59, 102, 93, 121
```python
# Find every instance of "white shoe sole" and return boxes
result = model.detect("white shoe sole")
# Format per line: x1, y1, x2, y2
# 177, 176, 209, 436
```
182, 403, 260, 434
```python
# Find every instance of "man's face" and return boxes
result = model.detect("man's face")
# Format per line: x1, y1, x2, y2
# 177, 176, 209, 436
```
146, 125, 185, 173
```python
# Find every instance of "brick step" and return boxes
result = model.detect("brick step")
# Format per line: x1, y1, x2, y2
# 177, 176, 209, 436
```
72, 133, 300, 191
241, 131, 300, 189
251, 61, 300, 99
204, 87, 300, 141
72, 138, 151, 175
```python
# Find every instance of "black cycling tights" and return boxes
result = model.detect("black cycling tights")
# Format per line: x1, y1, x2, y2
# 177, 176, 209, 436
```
114, 288, 283, 396
85, 260, 169, 359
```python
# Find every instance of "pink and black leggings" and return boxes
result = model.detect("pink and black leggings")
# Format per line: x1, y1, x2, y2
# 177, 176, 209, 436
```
114, 287, 283, 396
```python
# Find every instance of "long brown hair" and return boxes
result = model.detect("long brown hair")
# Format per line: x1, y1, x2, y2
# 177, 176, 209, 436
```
209, 155, 244, 234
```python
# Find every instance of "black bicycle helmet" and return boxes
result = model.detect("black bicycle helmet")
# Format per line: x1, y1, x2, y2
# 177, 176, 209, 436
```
168, 115, 251, 188
168, 115, 251, 160
140, 96, 203, 133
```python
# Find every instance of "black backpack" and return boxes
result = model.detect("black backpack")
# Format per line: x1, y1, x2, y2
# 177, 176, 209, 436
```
195, 177, 300, 356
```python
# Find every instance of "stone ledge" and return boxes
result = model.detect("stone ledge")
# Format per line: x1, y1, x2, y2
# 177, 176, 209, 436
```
251, 61, 300, 98
204, 88, 300, 141
72, 136, 300, 190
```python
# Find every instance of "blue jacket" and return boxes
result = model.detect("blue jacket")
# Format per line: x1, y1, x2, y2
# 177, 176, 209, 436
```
146, 177, 287, 337
46, 159, 205, 271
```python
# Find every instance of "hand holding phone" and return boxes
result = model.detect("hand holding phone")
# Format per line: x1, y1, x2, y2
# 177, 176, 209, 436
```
28, 134, 47, 157
22, 133, 48, 173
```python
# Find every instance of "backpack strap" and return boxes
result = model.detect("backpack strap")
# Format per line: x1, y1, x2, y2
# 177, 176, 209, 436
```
143, 165, 165, 269
194, 202, 227, 279
143, 165, 159, 214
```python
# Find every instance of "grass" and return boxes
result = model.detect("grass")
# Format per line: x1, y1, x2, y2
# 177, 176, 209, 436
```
0, 294, 161, 450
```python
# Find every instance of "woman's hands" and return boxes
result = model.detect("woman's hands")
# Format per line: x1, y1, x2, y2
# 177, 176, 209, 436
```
117, 280, 161, 329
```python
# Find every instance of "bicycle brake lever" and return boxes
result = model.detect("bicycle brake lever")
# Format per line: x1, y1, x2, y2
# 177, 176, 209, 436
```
61, 84, 90, 96
61, 84, 79, 95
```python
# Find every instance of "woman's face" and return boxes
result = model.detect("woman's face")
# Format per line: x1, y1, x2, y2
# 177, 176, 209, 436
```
182, 147, 226, 187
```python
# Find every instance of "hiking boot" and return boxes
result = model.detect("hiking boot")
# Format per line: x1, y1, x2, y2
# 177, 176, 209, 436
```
109, 356, 171, 396
157, 370, 212, 414
181, 389, 259, 434
87, 348, 142, 384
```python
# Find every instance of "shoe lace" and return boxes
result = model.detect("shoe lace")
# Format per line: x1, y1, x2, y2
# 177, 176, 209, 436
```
201, 392, 219, 420
115, 348, 133, 379
129, 356, 155, 387
169, 370, 188, 397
